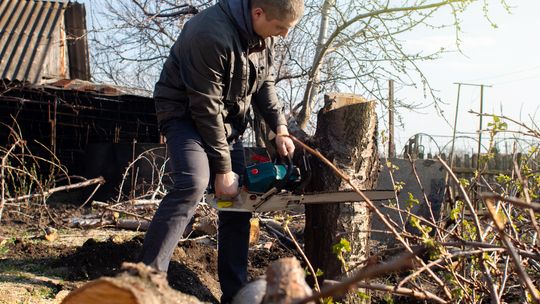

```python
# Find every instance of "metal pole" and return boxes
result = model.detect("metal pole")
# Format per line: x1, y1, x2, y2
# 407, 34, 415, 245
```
476, 85, 484, 173
388, 79, 395, 158
449, 82, 491, 210
449, 83, 461, 169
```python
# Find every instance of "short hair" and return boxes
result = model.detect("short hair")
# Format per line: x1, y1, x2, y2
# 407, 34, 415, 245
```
251, 0, 304, 22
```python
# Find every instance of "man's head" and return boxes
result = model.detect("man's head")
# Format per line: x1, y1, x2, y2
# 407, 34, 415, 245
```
250, 0, 304, 39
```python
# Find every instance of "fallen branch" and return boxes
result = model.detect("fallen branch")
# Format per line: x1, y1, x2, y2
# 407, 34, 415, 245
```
92, 201, 153, 222
295, 248, 446, 304
5, 177, 105, 203
69, 217, 150, 231
355, 282, 447, 303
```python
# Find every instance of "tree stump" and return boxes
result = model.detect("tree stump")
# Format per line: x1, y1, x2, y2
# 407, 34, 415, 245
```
61, 262, 203, 304
304, 93, 379, 300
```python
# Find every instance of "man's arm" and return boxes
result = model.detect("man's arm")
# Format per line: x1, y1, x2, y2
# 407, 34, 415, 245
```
252, 48, 295, 157
179, 31, 239, 197
179, 32, 232, 173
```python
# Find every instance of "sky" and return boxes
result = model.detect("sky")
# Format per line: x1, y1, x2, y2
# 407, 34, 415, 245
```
392, 0, 540, 156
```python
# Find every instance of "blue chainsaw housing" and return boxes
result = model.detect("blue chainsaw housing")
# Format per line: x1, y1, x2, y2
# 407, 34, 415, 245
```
245, 162, 300, 193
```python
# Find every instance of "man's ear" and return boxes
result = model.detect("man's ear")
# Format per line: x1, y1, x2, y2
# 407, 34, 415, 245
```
251, 7, 264, 20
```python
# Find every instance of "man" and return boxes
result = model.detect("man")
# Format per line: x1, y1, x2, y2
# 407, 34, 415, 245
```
139, 0, 304, 302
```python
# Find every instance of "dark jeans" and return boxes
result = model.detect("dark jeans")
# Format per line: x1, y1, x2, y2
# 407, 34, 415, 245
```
140, 118, 251, 304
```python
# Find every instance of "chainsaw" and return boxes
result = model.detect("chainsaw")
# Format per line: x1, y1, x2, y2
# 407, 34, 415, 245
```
207, 148, 394, 212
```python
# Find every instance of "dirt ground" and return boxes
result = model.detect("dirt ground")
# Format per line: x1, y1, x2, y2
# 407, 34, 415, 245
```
0, 205, 297, 304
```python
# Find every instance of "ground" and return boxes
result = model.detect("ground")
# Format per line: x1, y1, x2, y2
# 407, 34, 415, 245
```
0, 206, 297, 304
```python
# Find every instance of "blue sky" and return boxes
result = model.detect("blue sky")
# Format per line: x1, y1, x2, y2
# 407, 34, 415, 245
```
393, 0, 540, 155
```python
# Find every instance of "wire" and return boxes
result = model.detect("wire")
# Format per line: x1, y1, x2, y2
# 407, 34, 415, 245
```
464, 65, 540, 83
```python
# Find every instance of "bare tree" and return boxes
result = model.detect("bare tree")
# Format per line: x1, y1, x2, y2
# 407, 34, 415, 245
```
88, 0, 509, 122
88, 0, 207, 90
277, 0, 511, 129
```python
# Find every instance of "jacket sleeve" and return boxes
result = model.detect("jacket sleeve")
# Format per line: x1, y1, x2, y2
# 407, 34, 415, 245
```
252, 43, 288, 132
179, 32, 232, 173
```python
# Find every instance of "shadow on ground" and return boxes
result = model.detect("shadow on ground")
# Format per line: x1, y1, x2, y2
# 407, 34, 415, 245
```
0, 236, 219, 303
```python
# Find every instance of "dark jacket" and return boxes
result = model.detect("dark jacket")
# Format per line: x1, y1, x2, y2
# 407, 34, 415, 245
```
154, 0, 287, 173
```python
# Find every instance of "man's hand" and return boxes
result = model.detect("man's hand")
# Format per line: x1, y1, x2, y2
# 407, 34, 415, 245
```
215, 171, 240, 199
275, 125, 295, 157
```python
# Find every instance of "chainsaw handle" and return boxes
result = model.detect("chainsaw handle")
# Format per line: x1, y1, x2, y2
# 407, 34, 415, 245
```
274, 155, 294, 191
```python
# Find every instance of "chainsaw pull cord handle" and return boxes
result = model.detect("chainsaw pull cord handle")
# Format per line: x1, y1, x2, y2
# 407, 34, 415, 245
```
254, 155, 294, 210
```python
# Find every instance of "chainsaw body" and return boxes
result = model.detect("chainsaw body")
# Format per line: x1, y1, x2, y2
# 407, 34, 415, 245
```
244, 158, 301, 193
207, 148, 394, 212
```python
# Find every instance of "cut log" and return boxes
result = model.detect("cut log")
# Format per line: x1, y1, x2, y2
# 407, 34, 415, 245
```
304, 93, 379, 300
232, 257, 313, 304
61, 262, 203, 304
264, 257, 312, 304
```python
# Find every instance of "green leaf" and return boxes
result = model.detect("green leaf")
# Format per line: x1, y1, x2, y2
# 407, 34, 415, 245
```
332, 238, 351, 255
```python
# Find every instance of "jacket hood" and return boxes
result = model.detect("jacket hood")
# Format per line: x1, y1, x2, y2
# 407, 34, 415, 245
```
222, 0, 262, 48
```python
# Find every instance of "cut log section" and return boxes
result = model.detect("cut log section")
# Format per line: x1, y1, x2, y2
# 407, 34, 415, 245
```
232, 257, 313, 304
61, 262, 203, 304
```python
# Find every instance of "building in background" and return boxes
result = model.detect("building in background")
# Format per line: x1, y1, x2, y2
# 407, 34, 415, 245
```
0, 0, 162, 200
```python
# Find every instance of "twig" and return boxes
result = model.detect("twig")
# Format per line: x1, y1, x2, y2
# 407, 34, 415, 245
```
469, 111, 540, 138
295, 248, 439, 304
283, 220, 321, 292
480, 192, 540, 213
442, 241, 540, 261
0, 139, 22, 221
77, 183, 102, 211
116, 147, 165, 203
437, 156, 500, 302
384, 160, 405, 226
484, 197, 540, 303
407, 155, 442, 239
437, 156, 484, 239
354, 282, 447, 303
513, 159, 540, 244
398, 248, 505, 288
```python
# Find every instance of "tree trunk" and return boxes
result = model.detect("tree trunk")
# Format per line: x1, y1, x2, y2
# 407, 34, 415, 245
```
61, 262, 202, 304
296, 0, 335, 129
304, 93, 379, 301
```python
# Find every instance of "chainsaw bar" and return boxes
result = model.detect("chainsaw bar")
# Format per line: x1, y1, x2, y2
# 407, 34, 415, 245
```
207, 189, 395, 212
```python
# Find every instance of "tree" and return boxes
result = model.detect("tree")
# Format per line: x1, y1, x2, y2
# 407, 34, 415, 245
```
87, 0, 204, 90
88, 0, 509, 127
303, 93, 379, 301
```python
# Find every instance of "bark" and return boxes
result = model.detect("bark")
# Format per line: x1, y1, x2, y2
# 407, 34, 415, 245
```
303, 93, 379, 299
61, 262, 203, 304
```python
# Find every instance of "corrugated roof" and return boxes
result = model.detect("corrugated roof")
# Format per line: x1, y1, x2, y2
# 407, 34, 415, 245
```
40, 78, 153, 97
0, 0, 67, 83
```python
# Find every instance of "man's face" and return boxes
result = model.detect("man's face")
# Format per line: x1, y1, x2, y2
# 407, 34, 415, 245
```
251, 7, 298, 39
